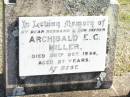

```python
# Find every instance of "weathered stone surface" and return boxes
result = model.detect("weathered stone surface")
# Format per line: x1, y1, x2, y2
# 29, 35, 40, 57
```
4, 0, 119, 96
0, 0, 3, 74
17, 73, 130, 97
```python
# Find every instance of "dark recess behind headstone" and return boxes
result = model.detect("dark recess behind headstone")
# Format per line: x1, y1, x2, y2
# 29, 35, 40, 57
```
9, 0, 16, 3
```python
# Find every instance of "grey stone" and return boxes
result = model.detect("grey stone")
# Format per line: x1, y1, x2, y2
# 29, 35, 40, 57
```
4, 0, 119, 96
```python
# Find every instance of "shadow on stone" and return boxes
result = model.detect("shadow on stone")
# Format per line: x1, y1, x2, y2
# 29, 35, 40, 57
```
127, 92, 130, 97
9, 0, 16, 3
0, 74, 5, 97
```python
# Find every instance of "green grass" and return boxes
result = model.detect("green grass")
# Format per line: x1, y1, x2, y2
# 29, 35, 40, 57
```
120, 12, 130, 20
119, 0, 130, 5
119, 6, 130, 30
114, 1, 130, 75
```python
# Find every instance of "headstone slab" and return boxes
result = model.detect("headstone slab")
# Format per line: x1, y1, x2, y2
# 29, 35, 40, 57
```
4, 0, 119, 96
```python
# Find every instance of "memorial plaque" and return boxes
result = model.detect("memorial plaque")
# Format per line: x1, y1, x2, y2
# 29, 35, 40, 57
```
19, 16, 108, 76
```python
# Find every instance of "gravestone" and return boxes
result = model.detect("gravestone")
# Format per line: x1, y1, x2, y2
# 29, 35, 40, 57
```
4, 0, 119, 96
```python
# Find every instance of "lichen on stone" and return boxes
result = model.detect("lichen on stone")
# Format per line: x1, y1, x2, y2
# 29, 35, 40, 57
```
64, 0, 110, 15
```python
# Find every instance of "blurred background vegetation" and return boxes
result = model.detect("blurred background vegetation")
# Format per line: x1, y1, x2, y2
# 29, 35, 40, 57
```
114, 0, 130, 75
119, 0, 130, 5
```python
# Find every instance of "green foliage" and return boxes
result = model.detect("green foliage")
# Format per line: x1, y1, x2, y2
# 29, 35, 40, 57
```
120, 12, 130, 21
114, 1, 130, 75
119, 10, 130, 30
119, 0, 130, 4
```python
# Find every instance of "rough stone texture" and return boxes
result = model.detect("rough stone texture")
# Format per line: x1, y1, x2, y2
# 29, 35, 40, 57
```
0, 0, 3, 74
4, 0, 119, 96
17, 73, 130, 97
